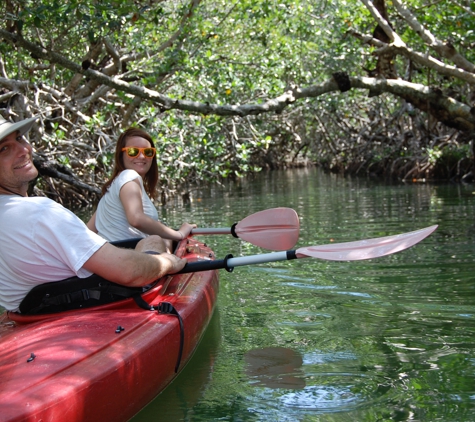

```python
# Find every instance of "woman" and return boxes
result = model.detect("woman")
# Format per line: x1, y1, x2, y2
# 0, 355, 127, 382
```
87, 128, 196, 249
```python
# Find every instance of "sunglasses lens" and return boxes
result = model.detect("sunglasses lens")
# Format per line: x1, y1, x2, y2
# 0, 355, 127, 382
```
127, 147, 139, 157
144, 148, 155, 157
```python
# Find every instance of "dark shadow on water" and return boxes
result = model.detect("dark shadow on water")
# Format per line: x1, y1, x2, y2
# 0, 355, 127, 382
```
130, 309, 221, 421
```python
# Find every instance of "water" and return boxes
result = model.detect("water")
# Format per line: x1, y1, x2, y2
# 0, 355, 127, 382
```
130, 168, 475, 421
3, 168, 473, 420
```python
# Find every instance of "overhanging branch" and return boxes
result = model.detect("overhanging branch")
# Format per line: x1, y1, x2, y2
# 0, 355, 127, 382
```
1, 29, 474, 130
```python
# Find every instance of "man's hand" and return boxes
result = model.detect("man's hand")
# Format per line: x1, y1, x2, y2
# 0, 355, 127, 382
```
156, 252, 187, 274
135, 235, 187, 274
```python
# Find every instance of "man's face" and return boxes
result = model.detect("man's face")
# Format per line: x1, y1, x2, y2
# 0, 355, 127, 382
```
0, 131, 38, 191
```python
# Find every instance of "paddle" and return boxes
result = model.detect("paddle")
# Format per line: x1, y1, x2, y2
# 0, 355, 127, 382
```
191, 207, 299, 251
179, 225, 438, 274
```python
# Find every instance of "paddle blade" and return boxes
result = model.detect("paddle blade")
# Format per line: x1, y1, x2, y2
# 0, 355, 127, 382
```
235, 207, 300, 251
296, 225, 438, 261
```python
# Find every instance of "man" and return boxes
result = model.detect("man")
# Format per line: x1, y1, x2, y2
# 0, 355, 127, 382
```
0, 115, 186, 312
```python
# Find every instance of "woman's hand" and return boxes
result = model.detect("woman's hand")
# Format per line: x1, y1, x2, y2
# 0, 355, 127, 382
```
177, 222, 197, 239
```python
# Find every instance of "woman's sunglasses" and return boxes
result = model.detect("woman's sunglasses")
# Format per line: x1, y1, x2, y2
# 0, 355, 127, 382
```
122, 147, 156, 158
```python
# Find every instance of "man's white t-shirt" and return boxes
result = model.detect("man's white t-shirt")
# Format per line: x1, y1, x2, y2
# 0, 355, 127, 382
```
95, 169, 158, 242
0, 195, 107, 312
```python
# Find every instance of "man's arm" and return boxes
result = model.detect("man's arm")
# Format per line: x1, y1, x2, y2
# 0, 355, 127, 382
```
82, 241, 187, 287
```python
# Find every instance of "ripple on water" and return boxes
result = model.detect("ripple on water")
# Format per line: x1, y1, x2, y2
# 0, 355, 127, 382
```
280, 385, 362, 411
245, 384, 365, 419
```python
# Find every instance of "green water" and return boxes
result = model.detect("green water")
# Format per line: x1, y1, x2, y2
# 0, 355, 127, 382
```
2, 168, 472, 421
131, 168, 475, 421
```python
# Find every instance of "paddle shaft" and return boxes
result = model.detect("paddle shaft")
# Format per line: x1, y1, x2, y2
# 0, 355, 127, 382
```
192, 227, 234, 235
179, 251, 297, 274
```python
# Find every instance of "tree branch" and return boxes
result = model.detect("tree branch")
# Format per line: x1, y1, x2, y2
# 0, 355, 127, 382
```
359, 0, 406, 48
33, 156, 101, 195
392, 0, 475, 73
348, 29, 475, 85
1, 29, 473, 130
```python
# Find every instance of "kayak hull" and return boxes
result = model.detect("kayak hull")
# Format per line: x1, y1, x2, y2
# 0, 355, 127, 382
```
0, 238, 219, 422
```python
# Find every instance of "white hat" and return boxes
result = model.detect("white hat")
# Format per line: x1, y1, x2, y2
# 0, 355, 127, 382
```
0, 115, 39, 141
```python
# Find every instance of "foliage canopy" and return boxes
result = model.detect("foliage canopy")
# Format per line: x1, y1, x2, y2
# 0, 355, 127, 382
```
0, 0, 474, 205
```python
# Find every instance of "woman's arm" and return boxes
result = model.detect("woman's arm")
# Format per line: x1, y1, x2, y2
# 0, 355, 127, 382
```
86, 211, 98, 233
119, 179, 196, 241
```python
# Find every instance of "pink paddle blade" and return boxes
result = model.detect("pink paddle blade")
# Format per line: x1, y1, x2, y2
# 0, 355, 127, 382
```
296, 225, 438, 261
236, 207, 300, 251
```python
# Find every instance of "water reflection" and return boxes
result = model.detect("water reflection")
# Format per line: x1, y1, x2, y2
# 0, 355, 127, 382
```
244, 347, 305, 389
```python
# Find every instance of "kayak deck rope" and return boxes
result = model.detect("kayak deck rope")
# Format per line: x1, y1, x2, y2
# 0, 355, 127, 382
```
157, 302, 184, 373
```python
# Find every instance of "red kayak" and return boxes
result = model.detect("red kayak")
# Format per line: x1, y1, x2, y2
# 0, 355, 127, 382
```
0, 237, 219, 422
